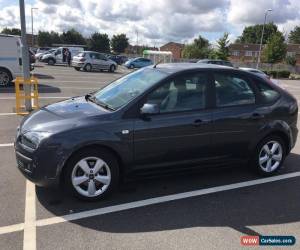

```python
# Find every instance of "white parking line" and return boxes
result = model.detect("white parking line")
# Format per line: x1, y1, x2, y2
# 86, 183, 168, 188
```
0, 96, 71, 100
0, 223, 24, 235
0, 143, 14, 147
35, 171, 300, 228
0, 113, 17, 116
0, 171, 299, 236
23, 181, 36, 250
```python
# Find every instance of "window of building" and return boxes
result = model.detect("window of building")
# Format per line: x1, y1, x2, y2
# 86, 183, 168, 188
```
245, 51, 253, 57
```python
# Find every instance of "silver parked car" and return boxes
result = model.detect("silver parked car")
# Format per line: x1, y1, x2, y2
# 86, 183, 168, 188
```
72, 51, 117, 72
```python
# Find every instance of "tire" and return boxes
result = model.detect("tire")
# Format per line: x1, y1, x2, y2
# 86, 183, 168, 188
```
0, 68, 12, 87
48, 58, 55, 65
109, 64, 116, 73
74, 67, 81, 71
84, 63, 92, 72
251, 135, 286, 176
64, 148, 119, 201
129, 64, 134, 69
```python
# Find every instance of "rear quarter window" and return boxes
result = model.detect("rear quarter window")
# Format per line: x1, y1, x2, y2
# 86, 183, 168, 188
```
255, 80, 280, 104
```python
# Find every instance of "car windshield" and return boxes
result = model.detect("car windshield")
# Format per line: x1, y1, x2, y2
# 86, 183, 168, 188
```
93, 68, 168, 110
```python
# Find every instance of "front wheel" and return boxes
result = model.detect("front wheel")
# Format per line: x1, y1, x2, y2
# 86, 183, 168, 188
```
84, 63, 92, 72
0, 68, 12, 87
48, 58, 55, 65
252, 135, 286, 176
109, 65, 116, 72
64, 148, 119, 200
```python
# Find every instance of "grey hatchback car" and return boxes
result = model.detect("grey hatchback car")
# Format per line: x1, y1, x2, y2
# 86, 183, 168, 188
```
15, 63, 298, 200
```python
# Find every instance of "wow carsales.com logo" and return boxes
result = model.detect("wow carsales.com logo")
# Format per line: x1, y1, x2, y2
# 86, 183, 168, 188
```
241, 236, 296, 246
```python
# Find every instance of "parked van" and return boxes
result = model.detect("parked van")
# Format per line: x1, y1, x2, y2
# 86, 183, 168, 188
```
41, 46, 84, 65
0, 34, 23, 86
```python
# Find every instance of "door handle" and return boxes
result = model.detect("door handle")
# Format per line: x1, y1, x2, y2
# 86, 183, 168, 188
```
251, 113, 264, 120
193, 119, 203, 127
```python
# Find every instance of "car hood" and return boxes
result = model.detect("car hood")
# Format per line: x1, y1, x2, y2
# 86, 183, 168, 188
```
20, 96, 110, 133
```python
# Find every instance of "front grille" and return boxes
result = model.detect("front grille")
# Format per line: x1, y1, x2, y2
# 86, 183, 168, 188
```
16, 151, 33, 173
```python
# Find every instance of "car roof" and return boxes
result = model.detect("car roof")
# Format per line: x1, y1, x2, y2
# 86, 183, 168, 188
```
152, 63, 236, 74
198, 59, 230, 62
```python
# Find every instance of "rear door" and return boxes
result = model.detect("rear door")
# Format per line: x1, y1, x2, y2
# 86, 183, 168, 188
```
211, 71, 268, 163
133, 71, 214, 171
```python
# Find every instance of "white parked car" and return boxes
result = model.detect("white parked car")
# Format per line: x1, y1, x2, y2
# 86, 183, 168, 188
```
41, 46, 84, 65
72, 51, 117, 72
0, 34, 22, 86
35, 48, 56, 61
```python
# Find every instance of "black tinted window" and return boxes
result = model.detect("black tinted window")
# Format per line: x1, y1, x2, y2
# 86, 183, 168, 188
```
256, 81, 280, 103
147, 73, 208, 113
214, 73, 255, 107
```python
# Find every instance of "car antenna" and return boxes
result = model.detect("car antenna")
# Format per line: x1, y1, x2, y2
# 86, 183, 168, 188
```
153, 59, 163, 68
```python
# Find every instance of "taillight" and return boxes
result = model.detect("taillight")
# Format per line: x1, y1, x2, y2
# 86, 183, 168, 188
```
79, 58, 86, 62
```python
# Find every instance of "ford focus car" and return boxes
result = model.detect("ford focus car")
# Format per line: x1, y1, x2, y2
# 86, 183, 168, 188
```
15, 63, 298, 200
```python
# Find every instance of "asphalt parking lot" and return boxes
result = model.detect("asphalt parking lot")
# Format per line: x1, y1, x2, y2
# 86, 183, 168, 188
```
0, 64, 300, 250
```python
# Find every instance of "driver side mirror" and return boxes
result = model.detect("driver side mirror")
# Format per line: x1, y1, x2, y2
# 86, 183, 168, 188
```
140, 103, 160, 116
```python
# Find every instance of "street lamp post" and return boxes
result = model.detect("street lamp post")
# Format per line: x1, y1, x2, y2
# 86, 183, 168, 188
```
31, 7, 38, 47
19, 0, 32, 111
256, 9, 272, 69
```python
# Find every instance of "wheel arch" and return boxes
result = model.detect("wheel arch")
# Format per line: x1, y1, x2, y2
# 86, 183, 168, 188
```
59, 143, 124, 186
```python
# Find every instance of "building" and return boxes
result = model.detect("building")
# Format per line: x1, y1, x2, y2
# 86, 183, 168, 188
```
125, 45, 158, 55
229, 43, 300, 65
160, 42, 184, 60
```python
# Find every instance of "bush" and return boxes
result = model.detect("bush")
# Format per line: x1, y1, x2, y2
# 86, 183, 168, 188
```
264, 70, 291, 78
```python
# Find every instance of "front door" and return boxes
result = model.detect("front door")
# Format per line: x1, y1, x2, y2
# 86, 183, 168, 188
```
133, 71, 214, 170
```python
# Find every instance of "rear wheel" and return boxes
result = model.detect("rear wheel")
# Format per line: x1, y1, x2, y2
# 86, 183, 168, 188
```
0, 68, 12, 87
84, 63, 92, 72
252, 135, 286, 176
109, 64, 116, 72
64, 148, 119, 200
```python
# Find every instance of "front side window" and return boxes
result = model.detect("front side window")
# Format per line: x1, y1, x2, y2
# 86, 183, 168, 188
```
214, 73, 255, 107
146, 72, 208, 113
93, 68, 168, 110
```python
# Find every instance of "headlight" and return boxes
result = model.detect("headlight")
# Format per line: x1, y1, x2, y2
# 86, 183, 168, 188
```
21, 131, 52, 149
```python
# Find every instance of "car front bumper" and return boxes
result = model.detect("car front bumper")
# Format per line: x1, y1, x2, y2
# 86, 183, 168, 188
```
72, 62, 84, 67
14, 141, 61, 188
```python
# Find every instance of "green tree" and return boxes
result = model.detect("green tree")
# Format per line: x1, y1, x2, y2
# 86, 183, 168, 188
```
262, 32, 287, 63
289, 26, 300, 44
238, 23, 278, 44
60, 29, 86, 45
87, 32, 110, 53
1, 27, 21, 35
182, 35, 210, 59
37, 31, 52, 46
216, 32, 230, 60
37, 31, 61, 46
285, 55, 297, 66
50, 31, 61, 45
111, 34, 129, 53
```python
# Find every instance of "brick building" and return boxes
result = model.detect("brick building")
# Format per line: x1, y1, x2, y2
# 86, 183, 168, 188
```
160, 42, 184, 60
229, 43, 300, 65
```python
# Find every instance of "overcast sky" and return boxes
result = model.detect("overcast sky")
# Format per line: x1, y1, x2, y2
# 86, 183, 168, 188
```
0, 0, 299, 46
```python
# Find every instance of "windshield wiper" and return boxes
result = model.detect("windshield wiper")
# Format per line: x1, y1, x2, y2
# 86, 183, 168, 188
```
85, 94, 115, 111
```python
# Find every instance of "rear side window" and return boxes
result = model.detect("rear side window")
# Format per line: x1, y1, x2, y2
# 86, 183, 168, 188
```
214, 73, 255, 107
255, 80, 280, 104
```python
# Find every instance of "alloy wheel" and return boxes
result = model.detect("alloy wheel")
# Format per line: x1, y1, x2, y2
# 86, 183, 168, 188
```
259, 140, 283, 173
71, 156, 111, 198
